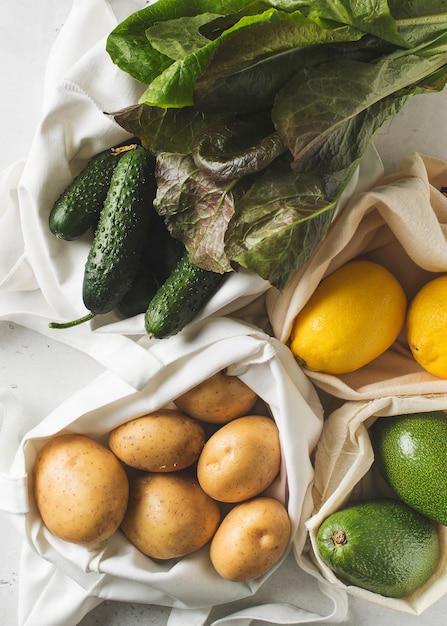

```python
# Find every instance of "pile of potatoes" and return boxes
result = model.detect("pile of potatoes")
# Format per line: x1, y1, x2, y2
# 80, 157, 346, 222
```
33, 371, 291, 582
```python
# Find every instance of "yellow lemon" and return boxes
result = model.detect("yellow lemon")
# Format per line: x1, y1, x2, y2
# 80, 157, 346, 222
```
406, 274, 447, 378
290, 260, 407, 374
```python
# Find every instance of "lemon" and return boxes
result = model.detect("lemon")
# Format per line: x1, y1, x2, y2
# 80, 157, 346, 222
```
290, 260, 407, 374
406, 274, 447, 378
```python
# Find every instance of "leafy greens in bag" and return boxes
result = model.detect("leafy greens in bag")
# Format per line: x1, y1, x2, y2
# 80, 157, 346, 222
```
107, 0, 447, 290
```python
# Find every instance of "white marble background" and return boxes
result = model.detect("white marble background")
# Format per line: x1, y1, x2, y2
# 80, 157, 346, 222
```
1, 2, 447, 625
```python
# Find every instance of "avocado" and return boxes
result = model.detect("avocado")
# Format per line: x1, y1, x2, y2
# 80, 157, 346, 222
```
316, 498, 439, 597
370, 410, 447, 525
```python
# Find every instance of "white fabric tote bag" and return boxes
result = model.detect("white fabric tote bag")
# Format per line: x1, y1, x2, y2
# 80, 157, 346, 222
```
0, 0, 384, 388
0, 317, 347, 626
267, 151, 447, 402
0, 0, 271, 386
306, 394, 447, 616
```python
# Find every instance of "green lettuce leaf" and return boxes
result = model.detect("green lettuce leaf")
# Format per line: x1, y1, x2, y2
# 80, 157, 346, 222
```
226, 62, 447, 289
146, 13, 222, 60
273, 50, 447, 171
112, 104, 209, 154
194, 19, 367, 114
106, 0, 256, 84
224, 153, 347, 289
267, 0, 405, 45
138, 7, 298, 107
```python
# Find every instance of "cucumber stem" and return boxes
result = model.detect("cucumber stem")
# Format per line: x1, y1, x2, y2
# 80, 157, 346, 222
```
111, 143, 138, 155
48, 311, 96, 329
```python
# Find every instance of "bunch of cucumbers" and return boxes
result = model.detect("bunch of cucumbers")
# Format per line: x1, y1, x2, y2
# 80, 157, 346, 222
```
48, 141, 226, 338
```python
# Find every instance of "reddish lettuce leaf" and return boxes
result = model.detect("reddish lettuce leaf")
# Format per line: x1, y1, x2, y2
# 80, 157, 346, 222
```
153, 153, 236, 273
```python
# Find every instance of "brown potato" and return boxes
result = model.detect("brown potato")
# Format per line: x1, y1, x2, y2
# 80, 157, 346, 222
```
210, 496, 291, 582
121, 472, 221, 560
197, 415, 281, 503
108, 409, 205, 472
33, 434, 129, 546
173, 370, 257, 424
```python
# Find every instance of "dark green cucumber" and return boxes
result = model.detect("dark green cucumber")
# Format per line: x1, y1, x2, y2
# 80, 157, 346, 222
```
117, 267, 159, 317
144, 252, 227, 339
82, 145, 155, 315
49, 142, 137, 240
117, 218, 185, 317
117, 244, 159, 317
49, 145, 156, 330
117, 214, 184, 318
145, 212, 185, 285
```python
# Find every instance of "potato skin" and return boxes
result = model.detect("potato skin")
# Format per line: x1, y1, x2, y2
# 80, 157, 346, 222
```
197, 415, 281, 502
174, 370, 257, 424
108, 409, 205, 472
210, 497, 291, 582
33, 434, 129, 546
121, 472, 221, 559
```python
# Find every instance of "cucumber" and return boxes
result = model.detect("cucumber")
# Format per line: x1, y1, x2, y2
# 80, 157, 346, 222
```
116, 245, 159, 317
83, 145, 155, 314
49, 145, 155, 329
144, 252, 227, 339
145, 212, 185, 285
49, 141, 137, 240
117, 267, 159, 318
117, 213, 184, 318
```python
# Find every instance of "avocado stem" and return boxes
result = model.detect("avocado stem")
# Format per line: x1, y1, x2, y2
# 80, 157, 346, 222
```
332, 530, 347, 545
48, 311, 96, 329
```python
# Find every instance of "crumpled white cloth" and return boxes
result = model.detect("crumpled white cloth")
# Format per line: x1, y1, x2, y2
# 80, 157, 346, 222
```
0, 0, 271, 388
0, 316, 347, 626
0, 0, 384, 390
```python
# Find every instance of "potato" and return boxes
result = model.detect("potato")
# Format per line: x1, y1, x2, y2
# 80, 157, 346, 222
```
108, 409, 205, 472
33, 434, 129, 545
210, 496, 291, 582
121, 471, 221, 559
197, 415, 281, 503
174, 370, 258, 424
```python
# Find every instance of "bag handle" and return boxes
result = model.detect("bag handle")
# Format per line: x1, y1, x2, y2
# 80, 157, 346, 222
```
3, 315, 271, 392
0, 308, 166, 391
145, 317, 275, 370
166, 575, 348, 625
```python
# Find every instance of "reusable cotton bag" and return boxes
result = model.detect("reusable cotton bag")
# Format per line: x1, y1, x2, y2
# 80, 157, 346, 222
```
0, 0, 387, 387
267, 151, 447, 402
0, 0, 273, 386
266, 150, 447, 614
305, 395, 447, 615
0, 316, 348, 626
